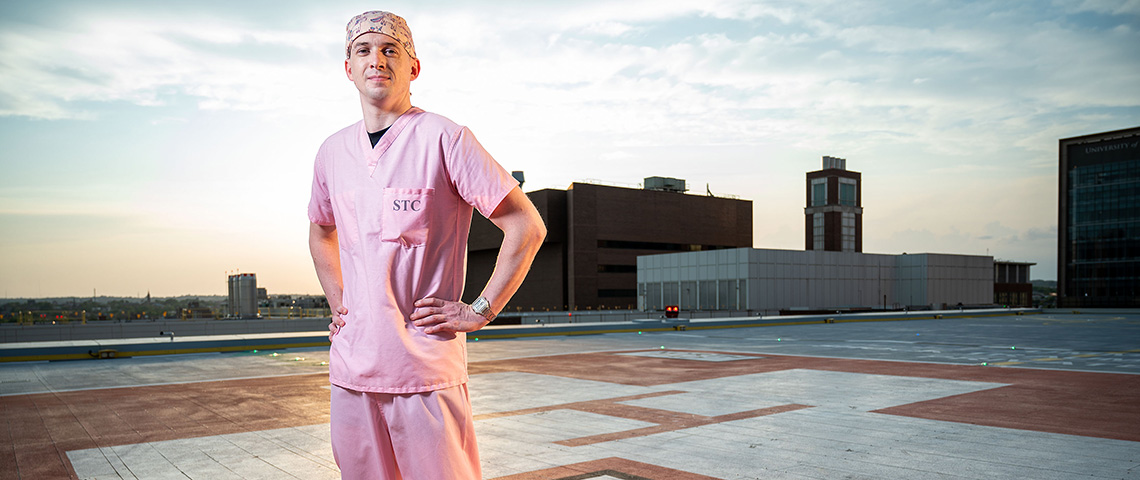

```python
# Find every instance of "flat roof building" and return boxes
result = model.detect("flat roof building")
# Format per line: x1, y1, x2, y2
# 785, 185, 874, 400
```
1058, 126, 1140, 308
465, 179, 753, 312
994, 260, 1036, 308
638, 248, 995, 315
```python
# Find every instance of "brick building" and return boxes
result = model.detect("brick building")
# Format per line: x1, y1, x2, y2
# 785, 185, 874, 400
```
994, 261, 1035, 307
464, 178, 752, 312
805, 156, 862, 252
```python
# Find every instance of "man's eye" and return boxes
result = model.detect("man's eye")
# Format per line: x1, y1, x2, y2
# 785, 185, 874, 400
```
356, 48, 369, 55
383, 48, 397, 56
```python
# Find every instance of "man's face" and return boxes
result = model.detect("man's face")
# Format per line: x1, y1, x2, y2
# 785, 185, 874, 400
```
345, 32, 420, 104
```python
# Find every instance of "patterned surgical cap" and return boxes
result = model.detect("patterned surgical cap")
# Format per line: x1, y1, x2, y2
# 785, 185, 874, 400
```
345, 11, 416, 60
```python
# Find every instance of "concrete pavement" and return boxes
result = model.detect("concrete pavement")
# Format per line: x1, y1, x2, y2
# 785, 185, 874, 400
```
2, 311, 1138, 479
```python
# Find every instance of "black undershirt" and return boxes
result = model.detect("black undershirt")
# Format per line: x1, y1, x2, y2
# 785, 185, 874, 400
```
368, 127, 390, 148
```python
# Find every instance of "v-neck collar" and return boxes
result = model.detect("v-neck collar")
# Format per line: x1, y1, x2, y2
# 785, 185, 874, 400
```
359, 106, 423, 177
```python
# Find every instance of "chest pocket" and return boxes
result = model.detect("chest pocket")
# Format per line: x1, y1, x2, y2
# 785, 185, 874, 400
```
381, 188, 434, 247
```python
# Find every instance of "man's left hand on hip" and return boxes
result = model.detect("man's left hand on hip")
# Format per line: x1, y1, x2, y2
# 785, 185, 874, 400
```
410, 297, 490, 334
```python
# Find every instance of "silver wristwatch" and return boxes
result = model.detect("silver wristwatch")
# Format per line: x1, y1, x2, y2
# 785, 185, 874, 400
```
471, 296, 495, 321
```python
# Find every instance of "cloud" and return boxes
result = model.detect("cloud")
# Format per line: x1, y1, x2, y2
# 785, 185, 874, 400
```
580, 21, 636, 37
5, 0, 1136, 152
1065, 0, 1140, 15
483, 1, 1132, 160
2, 0, 1134, 294
600, 151, 636, 161
0, 11, 342, 120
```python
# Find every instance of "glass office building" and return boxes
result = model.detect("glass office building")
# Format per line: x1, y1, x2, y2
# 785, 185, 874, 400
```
1058, 127, 1140, 307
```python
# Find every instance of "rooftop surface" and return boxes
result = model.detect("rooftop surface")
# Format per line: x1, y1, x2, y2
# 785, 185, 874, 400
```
2, 311, 1138, 479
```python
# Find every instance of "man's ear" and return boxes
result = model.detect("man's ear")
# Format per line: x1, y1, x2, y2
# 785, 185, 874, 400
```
344, 59, 353, 81
410, 58, 421, 81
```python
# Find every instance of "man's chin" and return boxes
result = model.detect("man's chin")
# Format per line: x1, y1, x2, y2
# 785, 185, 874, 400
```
360, 89, 392, 101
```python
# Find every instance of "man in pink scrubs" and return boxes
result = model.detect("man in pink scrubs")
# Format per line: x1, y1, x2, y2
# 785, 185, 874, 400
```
307, 10, 546, 479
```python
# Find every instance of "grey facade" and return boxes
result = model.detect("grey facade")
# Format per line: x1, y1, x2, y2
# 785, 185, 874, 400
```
637, 248, 993, 315
1058, 126, 1140, 308
226, 273, 258, 318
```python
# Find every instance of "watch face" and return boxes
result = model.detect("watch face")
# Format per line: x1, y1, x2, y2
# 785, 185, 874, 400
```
469, 296, 492, 316
473, 297, 490, 315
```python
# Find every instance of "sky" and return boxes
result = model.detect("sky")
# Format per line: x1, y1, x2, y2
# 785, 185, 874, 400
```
1, 0, 1138, 298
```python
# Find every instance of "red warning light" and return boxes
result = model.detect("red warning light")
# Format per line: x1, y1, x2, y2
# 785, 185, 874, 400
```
665, 305, 679, 319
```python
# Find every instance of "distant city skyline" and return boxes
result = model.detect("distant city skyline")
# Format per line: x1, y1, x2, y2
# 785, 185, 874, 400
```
2, 0, 1139, 297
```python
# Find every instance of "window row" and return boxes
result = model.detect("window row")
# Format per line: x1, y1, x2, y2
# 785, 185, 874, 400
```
1068, 159, 1140, 187
641, 280, 743, 311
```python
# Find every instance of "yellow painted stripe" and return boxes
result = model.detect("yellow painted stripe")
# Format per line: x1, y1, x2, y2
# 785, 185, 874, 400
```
474, 326, 678, 339
474, 311, 1033, 339
0, 353, 94, 362
472, 319, 861, 339
835, 316, 941, 323
123, 343, 330, 357
991, 361, 1023, 366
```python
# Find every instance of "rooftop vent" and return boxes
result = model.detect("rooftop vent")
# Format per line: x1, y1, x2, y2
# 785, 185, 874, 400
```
643, 176, 687, 193
822, 156, 846, 170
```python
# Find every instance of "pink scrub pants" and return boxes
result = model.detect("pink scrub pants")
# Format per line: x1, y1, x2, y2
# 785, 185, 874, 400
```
330, 383, 480, 480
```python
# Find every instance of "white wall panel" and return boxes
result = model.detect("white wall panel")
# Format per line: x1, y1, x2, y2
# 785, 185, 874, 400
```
639, 248, 1001, 312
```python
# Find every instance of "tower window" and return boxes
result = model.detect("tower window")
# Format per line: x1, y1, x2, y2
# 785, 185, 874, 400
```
813, 213, 824, 250
839, 179, 856, 206
811, 179, 826, 206
841, 212, 856, 251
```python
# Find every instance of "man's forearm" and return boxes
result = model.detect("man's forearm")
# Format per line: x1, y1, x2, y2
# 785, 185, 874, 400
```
480, 189, 546, 316
480, 222, 543, 315
309, 223, 344, 309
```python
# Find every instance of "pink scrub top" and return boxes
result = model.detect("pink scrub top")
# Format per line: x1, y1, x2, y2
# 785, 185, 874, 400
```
308, 107, 517, 393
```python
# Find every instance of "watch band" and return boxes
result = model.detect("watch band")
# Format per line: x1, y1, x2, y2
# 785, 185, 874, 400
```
471, 296, 495, 321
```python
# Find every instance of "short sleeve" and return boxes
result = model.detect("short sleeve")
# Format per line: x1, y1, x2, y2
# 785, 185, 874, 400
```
444, 127, 518, 218
307, 149, 335, 225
